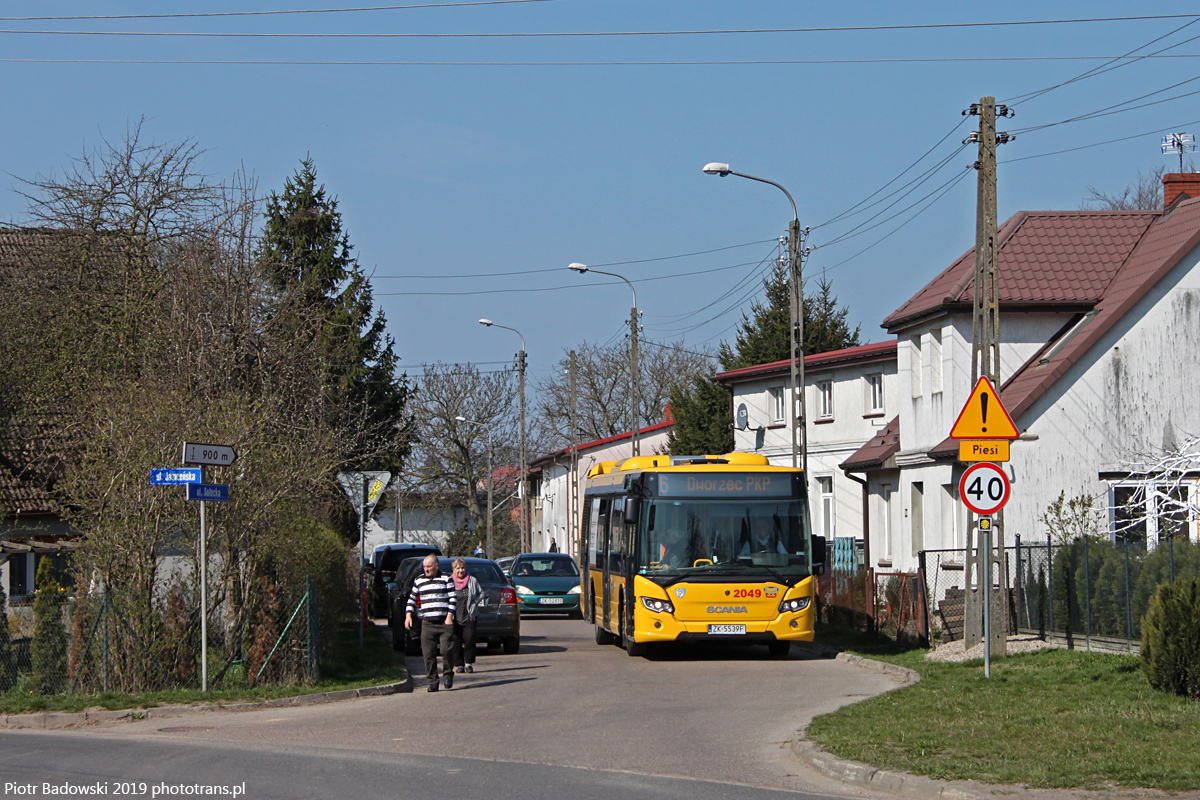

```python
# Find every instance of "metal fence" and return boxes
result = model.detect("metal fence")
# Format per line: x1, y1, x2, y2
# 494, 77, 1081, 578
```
0, 577, 321, 698
921, 536, 1200, 651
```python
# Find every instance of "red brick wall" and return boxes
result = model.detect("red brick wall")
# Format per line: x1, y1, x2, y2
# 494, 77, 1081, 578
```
1163, 173, 1200, 206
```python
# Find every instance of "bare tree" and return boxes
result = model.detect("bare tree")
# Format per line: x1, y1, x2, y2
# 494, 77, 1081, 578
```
536, 339, 715, 448
1081, 165, 1177, 211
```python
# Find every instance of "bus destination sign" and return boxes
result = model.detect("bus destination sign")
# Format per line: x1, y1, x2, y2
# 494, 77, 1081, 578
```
656, 473, 793, 498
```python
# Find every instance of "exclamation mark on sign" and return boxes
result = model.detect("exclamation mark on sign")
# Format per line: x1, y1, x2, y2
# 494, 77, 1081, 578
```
980, 392, 989, 433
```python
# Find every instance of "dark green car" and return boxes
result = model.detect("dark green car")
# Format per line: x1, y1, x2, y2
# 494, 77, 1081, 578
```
510, 553, 581, 616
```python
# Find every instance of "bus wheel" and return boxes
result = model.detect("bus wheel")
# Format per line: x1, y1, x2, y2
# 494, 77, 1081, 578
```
625, 636, 646, 657
594, 624, 615, 645
767, 641, 791, 659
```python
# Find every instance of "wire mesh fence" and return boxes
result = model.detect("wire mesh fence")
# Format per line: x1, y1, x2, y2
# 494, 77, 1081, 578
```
921, 536, 1200, 651
0, 577, 321, 698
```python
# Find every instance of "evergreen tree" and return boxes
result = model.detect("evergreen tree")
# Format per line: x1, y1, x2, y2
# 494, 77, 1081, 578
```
31, 558, 67, 695
258, 158, 410, 472
672, 259, 861, 455
0, 582, 14, 692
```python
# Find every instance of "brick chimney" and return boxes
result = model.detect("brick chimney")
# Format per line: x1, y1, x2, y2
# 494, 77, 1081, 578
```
1163, 173, 1200, 207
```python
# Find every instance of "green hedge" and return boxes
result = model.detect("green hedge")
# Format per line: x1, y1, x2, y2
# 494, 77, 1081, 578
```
1141, 577, 1200, 699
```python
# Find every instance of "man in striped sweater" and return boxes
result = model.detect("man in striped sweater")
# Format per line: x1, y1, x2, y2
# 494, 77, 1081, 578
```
405, 554, 457, 691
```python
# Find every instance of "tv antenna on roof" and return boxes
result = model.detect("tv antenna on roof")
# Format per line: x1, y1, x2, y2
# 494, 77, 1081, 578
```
1161, 133, 1196, 173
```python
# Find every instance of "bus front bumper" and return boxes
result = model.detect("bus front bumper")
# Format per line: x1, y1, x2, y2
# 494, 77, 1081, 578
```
632, 607, 815, 644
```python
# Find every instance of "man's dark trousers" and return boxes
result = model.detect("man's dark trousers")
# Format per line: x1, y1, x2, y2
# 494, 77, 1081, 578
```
420, 620, 454, 682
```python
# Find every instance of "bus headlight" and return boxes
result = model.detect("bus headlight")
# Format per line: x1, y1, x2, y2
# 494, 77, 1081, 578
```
779, 596, 811, 613
640, 596, 675, 614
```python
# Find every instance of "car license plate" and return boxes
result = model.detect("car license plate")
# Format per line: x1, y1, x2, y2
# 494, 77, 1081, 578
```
708, 624, 746, 635
539, 597, 564, 605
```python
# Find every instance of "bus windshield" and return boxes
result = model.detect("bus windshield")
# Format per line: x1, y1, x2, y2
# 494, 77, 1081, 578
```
637, 498, 811, 580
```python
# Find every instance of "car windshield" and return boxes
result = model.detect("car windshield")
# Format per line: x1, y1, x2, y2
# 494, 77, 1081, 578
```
637, 498, 811, 579
511, 556, 579, 578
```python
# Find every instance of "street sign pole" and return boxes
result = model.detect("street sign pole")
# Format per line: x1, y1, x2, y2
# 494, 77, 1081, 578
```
982, 516, 991, 679
199, 465, 208, 692
360, 474, 367, 648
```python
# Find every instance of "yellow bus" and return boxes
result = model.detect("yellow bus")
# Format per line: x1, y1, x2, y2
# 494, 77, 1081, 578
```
582, 452, 825, 658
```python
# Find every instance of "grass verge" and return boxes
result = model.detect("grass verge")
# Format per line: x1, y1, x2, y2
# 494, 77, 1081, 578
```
0, 619, 407, 716
806, 624, 1200, 790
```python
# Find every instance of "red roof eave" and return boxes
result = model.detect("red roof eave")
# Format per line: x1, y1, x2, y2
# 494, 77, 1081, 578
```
714, 340, 897, 384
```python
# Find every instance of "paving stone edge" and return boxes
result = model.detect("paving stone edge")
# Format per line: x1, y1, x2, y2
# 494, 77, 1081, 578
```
0, 672, 412, 730
791, 652, 988, 800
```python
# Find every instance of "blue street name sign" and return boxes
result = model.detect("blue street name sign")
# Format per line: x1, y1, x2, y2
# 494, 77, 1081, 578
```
150, 468, 202, 485
187, 483, 229, 502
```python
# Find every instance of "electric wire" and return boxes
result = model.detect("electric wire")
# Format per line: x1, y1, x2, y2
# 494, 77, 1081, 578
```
1010, 75, 1200, 136
643, 245, 779, 327
0, 1, 550, 21
1001, 118, 1200, 164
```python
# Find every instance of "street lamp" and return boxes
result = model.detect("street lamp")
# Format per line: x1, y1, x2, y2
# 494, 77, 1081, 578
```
569, 263, 641, 457
479, 318, 529, 551
703, 162, 807, 476
455, 415, 493, 559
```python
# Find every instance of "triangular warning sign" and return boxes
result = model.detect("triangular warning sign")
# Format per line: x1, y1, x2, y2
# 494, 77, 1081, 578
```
950, 377, 1018, 439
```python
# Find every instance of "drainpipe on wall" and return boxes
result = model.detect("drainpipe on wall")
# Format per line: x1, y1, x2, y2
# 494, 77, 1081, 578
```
842, 467, 873, 633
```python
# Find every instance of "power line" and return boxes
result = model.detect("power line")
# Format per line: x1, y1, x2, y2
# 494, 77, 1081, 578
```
3, 55, 1199, 67
3, 12, 1197, 32
0, 1, 549, 21
1011, 74, 1200, 136
1001, 118, 1200, 164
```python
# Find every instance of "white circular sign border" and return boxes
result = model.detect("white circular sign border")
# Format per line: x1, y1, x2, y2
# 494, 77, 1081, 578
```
958, 462, 1011, 516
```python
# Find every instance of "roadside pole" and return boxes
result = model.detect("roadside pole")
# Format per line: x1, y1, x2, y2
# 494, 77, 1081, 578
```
199, 465, 207, 691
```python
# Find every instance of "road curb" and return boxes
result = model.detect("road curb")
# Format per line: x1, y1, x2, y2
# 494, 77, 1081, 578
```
790, 652, 991, 800
0, 675, 412, 730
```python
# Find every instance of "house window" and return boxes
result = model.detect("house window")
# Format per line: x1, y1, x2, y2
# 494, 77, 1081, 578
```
865, 373, 884, 415
817, 476, 834, 539
942, 483, 962, 550
881, 484, 894, 562
1111, 485, 1148, 546
769, 387, 785, 424
1109, 482, 1194, 547
930, 329, 943, 395
910, 335, 923, 398
816, 380, 833, 420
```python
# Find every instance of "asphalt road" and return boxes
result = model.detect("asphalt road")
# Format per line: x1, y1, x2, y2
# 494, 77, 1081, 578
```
1, 617, 903, 799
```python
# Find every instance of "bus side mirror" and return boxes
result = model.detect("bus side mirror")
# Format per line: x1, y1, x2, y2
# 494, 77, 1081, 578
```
811, 535, 827, 576
623, 496, 641, 525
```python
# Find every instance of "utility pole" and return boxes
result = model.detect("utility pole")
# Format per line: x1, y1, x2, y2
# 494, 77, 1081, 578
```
630, 304, 641, 457
962, 96, 1014, 664
788, 220, 808, 477
518, 347, 529, 552
570, 349, 579, 559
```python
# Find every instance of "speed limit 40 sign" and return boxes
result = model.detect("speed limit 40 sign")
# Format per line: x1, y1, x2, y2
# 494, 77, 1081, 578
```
958, 462, 1011, 515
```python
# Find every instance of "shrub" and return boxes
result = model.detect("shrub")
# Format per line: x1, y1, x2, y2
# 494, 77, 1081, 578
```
30, 558, 68, 695
0, 583, 14, 692
1141, 577, 1200, 699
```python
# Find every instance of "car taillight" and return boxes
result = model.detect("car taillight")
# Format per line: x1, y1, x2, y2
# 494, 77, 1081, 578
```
500, 587, 517, 605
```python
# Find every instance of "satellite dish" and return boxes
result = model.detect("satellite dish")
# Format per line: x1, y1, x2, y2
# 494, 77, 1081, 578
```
735, 403, 749, 431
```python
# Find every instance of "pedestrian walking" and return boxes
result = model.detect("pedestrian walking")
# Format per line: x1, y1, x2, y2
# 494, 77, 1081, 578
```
405, 555, 456, 692
449, 557, 485, 674
548, 538, 558, 553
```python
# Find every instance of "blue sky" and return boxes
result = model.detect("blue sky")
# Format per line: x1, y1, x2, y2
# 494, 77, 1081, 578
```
3, 1, 1199, 392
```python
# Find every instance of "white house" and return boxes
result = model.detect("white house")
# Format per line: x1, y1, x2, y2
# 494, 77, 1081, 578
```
529, 420, 674, 557
713, 341, 898, 554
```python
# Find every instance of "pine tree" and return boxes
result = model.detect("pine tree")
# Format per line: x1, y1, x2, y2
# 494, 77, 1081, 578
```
258, 158, 410, 471
667, 376, 735, 456
31, 558, 67, 694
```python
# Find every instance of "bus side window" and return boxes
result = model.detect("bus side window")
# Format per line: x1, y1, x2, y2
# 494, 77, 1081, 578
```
609, 498, 625, 573
592, 498, 609, 570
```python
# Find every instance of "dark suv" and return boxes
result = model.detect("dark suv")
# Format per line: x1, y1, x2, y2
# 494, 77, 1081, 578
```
372, 543, 441, 616
390, 557, 520, 656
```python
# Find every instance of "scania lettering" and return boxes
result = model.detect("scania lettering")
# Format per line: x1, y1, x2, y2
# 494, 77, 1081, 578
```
581, 452, 825, 658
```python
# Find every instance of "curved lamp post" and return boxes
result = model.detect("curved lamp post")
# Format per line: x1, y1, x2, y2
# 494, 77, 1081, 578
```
703, 162, 806, 476
455, 415, 493, 559
568, 263, 641, 457
479, 318, 529, 551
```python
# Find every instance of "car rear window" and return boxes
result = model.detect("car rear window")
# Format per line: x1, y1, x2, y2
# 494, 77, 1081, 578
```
511, 557, 579, 577
466, 563, 505, 584
379, 547, 440, 572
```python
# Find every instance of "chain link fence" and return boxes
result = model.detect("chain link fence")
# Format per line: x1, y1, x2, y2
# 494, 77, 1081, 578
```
920, 536, 1200, 651
1, 576, 321, 698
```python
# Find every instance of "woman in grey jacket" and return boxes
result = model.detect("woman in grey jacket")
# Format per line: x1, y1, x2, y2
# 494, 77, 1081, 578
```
450, 557, 486, 673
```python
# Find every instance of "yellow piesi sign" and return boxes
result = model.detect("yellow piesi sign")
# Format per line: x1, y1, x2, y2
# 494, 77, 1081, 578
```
950, 376, 1018, 440
959, 440, 1010, 462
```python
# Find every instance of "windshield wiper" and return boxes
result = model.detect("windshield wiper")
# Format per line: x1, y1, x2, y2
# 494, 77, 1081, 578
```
660, 564, 745, 588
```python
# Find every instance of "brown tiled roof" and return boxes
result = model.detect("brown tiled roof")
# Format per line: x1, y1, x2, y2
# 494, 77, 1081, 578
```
0, 415, 70, 518
713, 340, 897, 383
840, 416, 900, 472
883, 210, 1159, 332
1001, 195, 1200, 424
